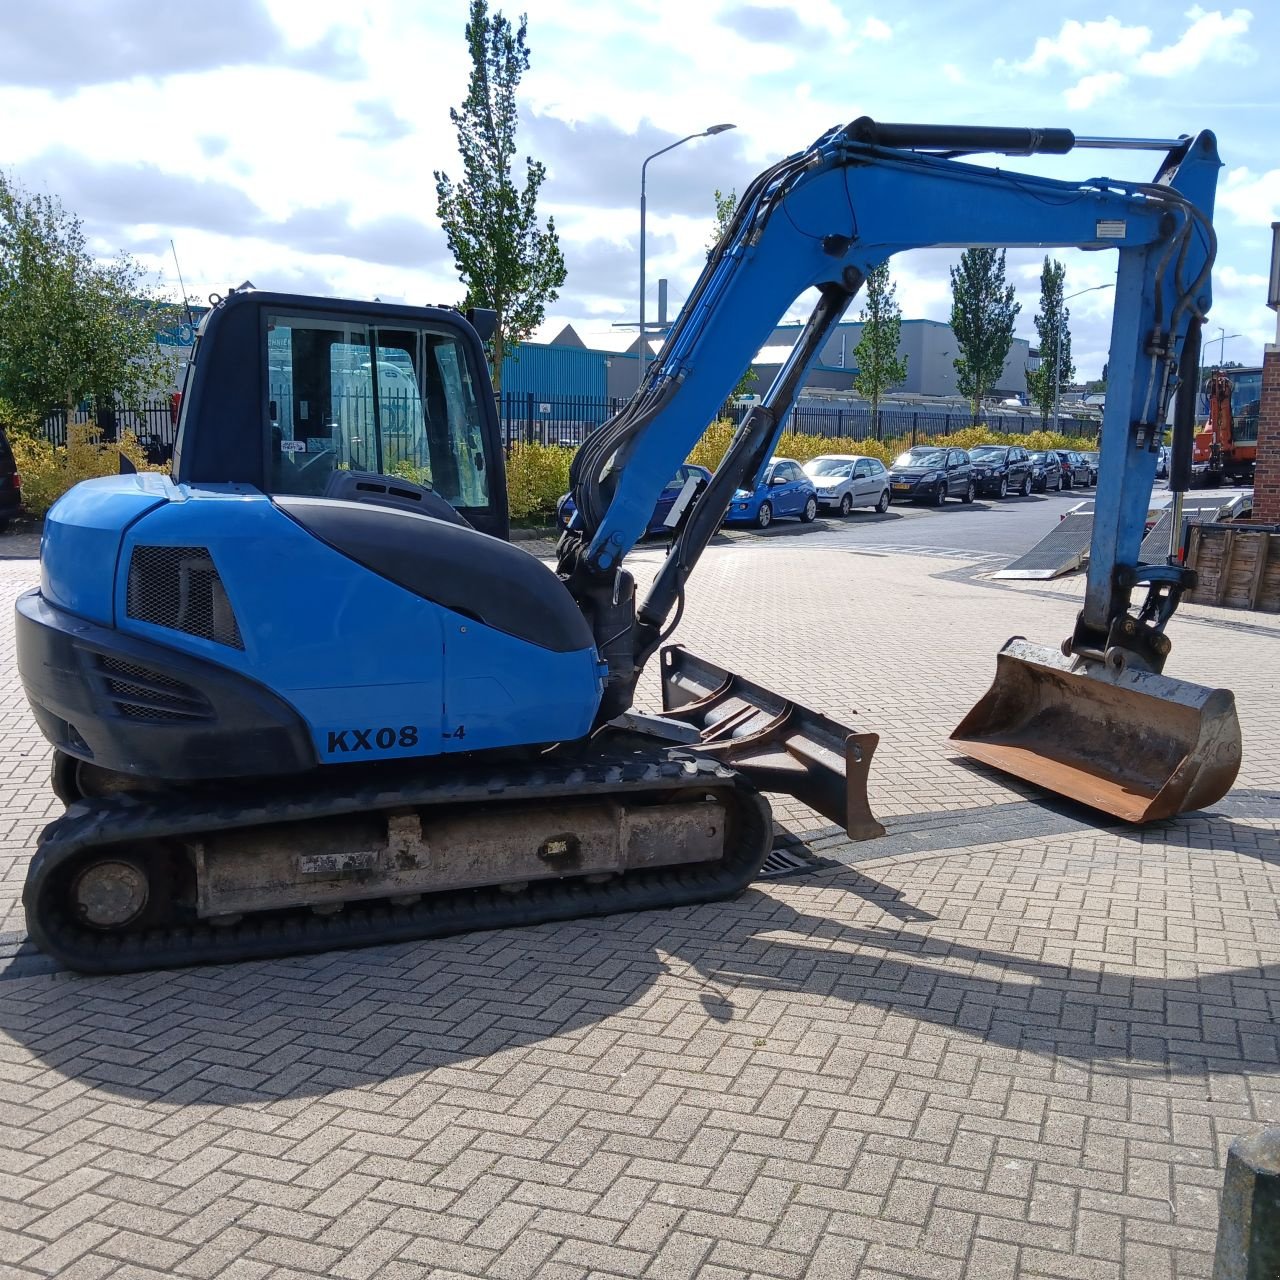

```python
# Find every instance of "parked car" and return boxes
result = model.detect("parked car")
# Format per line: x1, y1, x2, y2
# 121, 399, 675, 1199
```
724, 456, 818, 528
967, 444, 1034, 498
1065, 450, 1096, 486
1027, 450, 1063, 492
1156, 445, 1170, 479
1079, 450, 1100, 485
802, 454, 891, 515
0, 426, 20, 532
888, 446, 974, 505
1053, 449, 1083, 489
556, 462, 711, 536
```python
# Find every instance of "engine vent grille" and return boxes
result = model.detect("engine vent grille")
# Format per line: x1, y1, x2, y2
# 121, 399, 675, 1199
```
96, 656, 215, 722
126, 545, 244, 649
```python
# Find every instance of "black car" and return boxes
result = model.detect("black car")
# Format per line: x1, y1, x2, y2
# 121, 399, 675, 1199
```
888, 446, 974, 505
1053, 449, 1083, 489
1078, 450, 1100, 485
1027, 450, 1063, 492
967, 444, 1034, 498
1059, 449, 1096, 488
0, 426, 20, 532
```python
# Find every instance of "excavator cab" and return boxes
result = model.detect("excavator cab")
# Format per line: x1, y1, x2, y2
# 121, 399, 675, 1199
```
174, 289, 510, 539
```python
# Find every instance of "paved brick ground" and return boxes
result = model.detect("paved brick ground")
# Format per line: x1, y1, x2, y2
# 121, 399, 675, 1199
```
1, 529, 1278, 1279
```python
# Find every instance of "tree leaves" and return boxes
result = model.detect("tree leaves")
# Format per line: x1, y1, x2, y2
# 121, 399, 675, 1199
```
433, 0, 566, 394
949, 248, 1020, 423
0, 174, 177, 425
1024, 256, 1074, 425
852, 262, 908, 439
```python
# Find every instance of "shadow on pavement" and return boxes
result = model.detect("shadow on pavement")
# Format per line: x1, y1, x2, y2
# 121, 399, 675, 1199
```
2, 811, 1277, 1105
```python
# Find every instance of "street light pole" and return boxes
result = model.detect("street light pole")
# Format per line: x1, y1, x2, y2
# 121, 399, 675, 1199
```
639, 123, 735, 392
1217, 327, 1242, 367
1051, 282, 1115, 430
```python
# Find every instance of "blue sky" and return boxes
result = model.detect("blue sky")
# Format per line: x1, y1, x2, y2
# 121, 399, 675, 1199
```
1, 1, 1275, 378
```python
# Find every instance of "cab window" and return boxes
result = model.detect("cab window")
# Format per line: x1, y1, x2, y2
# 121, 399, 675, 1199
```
266, 312, 491, 511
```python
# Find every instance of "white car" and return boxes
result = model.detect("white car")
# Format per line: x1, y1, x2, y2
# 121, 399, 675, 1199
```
802, 454, 891, 515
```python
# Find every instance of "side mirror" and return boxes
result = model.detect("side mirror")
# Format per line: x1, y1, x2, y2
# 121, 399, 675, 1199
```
770, 474, 787, 486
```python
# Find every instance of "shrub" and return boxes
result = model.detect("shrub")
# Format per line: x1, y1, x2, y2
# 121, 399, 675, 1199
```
685, 419, 1097, 481
505, 441, 574, 522
11, 425, 167, 517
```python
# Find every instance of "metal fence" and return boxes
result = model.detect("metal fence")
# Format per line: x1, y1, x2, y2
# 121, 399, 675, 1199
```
497, 392, 627, 448
496, 391, 1098, 447
42, 393, 1100, 465
42, 401, 178, 462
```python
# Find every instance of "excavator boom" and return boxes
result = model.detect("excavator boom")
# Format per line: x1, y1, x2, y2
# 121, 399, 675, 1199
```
558, 117, 1239, 822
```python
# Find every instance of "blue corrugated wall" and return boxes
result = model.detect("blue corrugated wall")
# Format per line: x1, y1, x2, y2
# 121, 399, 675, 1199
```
500, 344, 608, 398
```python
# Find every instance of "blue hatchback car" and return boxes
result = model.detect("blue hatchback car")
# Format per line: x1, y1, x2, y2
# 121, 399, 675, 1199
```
723, 457, 819, 529
557, 463, 711, 536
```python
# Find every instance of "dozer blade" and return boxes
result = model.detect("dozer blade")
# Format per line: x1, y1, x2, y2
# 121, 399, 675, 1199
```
659, 645, 885, 841
951, 637, 1242, 823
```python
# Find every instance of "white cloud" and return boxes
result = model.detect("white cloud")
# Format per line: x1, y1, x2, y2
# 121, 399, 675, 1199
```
1012, 17, 1150, 74
1136, 6, 1253, 76
861, 17, 892, 41
941, 63, 966, 85
1006, 8, 1254, 110
1220, 166, 1280, 224
1064, 70, 1127, 109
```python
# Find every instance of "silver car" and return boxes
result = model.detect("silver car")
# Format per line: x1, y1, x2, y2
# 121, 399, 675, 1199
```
802, 454, 891, 515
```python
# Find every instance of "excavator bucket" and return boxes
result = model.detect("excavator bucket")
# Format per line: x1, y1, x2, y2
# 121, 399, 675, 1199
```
951, 637, 1241, 823
658, 646, 885, 841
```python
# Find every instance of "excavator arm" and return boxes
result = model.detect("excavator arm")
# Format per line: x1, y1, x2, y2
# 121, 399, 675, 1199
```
558, 118, 1239, 821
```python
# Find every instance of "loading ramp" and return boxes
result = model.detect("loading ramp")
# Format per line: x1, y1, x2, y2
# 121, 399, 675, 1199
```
993, 494, 1245, 581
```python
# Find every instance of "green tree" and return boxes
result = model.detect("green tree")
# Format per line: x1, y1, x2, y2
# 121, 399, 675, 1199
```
434, 0, 566, 395
949, 248, 1020, 423
1024, 257, 1074, 424
707, 188, 757, 399
0, 174, 176, 428
851, 262, 908, 439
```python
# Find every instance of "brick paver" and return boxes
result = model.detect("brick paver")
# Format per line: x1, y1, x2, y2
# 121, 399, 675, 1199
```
1, 524, 1277, 1279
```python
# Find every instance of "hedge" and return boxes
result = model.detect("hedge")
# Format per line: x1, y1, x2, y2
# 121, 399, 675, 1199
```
10, 426, 168, 516
6, 420, 1100, 524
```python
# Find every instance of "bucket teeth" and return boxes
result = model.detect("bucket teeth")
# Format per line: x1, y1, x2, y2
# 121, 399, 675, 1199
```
952, 637, 1241, 823
659, 645, 885, 841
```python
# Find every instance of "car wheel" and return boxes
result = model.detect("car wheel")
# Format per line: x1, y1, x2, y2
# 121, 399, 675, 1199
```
875, 489, 889, 514
934, 481, 947, 506
756, 501, 773, 529
1052, 473, 1061, 491
801, 496, 818, 523
997, 476, 1008, 499
1022, 474, 1033, 497
0, 518, 8, 534
838, 493, 853, 516
962, 480, 976, 504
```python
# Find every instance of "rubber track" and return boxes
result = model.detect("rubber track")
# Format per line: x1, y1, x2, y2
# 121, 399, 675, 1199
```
24, 751, 773, 974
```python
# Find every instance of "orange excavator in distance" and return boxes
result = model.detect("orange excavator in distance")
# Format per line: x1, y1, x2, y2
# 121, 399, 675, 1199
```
1192, 368, 1258, 485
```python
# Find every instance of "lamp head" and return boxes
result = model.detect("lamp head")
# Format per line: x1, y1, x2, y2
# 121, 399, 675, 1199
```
705, 123, 736, 136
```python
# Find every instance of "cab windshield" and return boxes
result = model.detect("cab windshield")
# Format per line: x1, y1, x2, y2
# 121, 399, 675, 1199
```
266, 312, 490, 510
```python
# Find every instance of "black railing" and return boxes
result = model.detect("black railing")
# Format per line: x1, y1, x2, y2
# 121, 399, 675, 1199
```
41, 394, 1099, 466
496, 392, 1096, 448
42, 401, 178, 463
497, 392, 629, 448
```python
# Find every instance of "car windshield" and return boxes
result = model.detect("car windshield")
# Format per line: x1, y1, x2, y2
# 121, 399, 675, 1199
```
968, 446, 1006, 459
1029, 452, 1051, 462
895, 450, 945, 467
805, 458, 853, 477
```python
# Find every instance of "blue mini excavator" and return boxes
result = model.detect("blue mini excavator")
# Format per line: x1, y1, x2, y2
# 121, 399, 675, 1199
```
16, 119, 1240, 972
